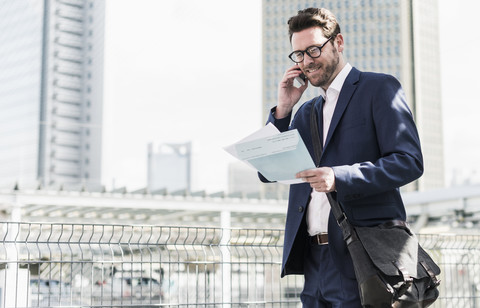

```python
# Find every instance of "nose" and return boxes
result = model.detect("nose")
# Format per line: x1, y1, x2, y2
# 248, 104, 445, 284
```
302, 53, 315, 66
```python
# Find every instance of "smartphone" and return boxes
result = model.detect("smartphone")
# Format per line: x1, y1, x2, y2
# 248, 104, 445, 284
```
295, 72, 306, 86
294, 64, 306, 86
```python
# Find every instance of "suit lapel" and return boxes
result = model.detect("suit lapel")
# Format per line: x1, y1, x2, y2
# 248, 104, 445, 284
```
323, 68, 360, 151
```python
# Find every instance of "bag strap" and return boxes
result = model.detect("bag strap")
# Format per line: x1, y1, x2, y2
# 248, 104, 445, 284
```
309, 98, 354, 242
420, 261, 441, 289
309, 97, 323, 167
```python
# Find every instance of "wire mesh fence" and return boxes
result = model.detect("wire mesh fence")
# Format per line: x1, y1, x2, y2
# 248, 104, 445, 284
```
0, 222, 478, 307
0, 222, 303, 307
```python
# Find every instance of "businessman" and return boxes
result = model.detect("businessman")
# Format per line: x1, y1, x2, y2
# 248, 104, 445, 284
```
261, 7, 424, 307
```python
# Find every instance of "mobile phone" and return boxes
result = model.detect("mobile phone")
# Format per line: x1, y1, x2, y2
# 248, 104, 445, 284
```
295, 72, 306, 86
294, 64, 306, 86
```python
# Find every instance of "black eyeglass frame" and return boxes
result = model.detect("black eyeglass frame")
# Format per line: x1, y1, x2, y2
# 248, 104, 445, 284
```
288, 36, 334, 63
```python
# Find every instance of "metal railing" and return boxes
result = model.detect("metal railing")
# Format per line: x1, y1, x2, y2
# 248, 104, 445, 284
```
0, 222, 478, 307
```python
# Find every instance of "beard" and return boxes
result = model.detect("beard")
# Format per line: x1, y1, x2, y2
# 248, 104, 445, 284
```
307, 49, 340, 88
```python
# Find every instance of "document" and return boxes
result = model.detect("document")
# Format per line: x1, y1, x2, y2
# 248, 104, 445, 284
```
224, 123, 315, 184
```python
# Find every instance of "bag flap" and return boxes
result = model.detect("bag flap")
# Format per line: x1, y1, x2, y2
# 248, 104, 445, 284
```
418, 245, 441, 276
355, 226, 420, 277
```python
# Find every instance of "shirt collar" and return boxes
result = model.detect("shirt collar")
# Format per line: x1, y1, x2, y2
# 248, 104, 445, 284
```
318, 63, 353, 99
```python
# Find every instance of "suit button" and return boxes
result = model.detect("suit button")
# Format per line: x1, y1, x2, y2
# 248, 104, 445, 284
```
298, 206, 304, 213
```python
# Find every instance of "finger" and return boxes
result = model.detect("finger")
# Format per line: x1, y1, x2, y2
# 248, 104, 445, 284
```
287, 64, 302, 72
303, 177, 323, 186
297, 174, 314, 181
296, 169, 315, 178
284, 71, 303, 83
281, 73, 299, 87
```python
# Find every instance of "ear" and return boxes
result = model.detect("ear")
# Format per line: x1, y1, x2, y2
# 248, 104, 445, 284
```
335, 33, 345, 53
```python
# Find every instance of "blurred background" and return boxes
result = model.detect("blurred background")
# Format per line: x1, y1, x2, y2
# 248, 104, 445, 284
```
0, 1, 478, 306
0, 0, 479, 194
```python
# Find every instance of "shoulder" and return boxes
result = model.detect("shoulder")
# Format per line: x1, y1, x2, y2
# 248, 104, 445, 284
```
351, 69, 403, 96
296, 97, 317, 114
290, 96, 320, 129
356, 69, 400, 85
294, 96, 320, 119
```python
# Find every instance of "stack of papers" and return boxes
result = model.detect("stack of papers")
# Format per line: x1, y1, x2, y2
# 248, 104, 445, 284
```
224, 123, 315, 184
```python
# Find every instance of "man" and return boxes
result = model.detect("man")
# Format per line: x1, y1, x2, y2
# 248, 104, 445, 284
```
260, 7, 424, 307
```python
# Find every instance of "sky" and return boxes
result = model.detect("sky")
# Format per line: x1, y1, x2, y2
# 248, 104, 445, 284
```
102, 0, 480, 192
437, 0, 480, 185
102, 1, 262, 192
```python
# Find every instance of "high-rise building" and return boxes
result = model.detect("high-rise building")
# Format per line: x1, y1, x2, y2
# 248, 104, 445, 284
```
0, 0, 105, 188
262, 0, 444, 190
147, 142, 192, 193
227, 161, 262, 195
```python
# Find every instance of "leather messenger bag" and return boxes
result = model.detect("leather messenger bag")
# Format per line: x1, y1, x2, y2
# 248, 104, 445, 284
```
328, 194, 441, 307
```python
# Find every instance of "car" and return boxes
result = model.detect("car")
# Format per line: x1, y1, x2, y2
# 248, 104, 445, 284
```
92, 274, 163, 302
29, 278, 83, 306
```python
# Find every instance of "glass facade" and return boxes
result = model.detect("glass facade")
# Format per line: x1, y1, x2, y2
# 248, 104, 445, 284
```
0, 1, 43, 187
0, 0, 105, 189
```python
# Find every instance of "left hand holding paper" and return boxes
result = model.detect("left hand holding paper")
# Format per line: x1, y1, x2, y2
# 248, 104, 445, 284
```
296, 167, 336, 192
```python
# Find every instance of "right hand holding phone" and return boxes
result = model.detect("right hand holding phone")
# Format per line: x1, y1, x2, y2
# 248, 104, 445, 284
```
275, 65, 308, 119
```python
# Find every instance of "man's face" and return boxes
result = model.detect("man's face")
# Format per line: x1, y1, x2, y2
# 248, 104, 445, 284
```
291, 27, 343, 90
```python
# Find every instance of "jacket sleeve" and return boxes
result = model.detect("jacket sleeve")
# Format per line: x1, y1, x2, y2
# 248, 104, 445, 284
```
332, 75, 424, 201
266, 106, 292, 132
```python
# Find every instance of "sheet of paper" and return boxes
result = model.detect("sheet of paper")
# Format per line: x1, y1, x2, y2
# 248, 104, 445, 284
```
224, 123, 280, 157
225, 125, 315, 184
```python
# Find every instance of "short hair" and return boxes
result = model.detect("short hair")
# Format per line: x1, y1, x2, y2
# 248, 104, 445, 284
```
287, 8, 341, 42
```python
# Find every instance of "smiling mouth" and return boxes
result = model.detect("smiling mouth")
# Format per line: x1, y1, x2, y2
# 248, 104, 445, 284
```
305, 66, 321, 74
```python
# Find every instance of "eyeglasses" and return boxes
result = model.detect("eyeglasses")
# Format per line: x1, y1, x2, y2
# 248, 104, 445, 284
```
288, 36, 334, 63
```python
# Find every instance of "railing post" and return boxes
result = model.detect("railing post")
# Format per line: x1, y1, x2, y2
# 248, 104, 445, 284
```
220, 210, 231, 308
1, 212, 29, 308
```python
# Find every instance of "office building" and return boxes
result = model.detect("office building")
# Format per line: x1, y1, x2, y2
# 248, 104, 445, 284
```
262, 0, 444, 190
227, 161, 263, 195
147, 142, 192, 193
0, 0, 105, 188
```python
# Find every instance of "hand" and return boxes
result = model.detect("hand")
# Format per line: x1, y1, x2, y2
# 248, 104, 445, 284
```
275, 65, 308, 118
296, 167, 336, 192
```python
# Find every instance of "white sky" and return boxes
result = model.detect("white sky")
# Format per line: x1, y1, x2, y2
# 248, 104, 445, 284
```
102, 0, 480, 192
438, 0, 480, 185
102, 1, 262, 192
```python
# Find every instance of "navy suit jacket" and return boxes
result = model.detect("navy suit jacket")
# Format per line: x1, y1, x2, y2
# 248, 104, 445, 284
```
262, 67, 423, 278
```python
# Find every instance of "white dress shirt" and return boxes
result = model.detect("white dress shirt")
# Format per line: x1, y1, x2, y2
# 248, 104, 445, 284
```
307, 63, 353, 236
